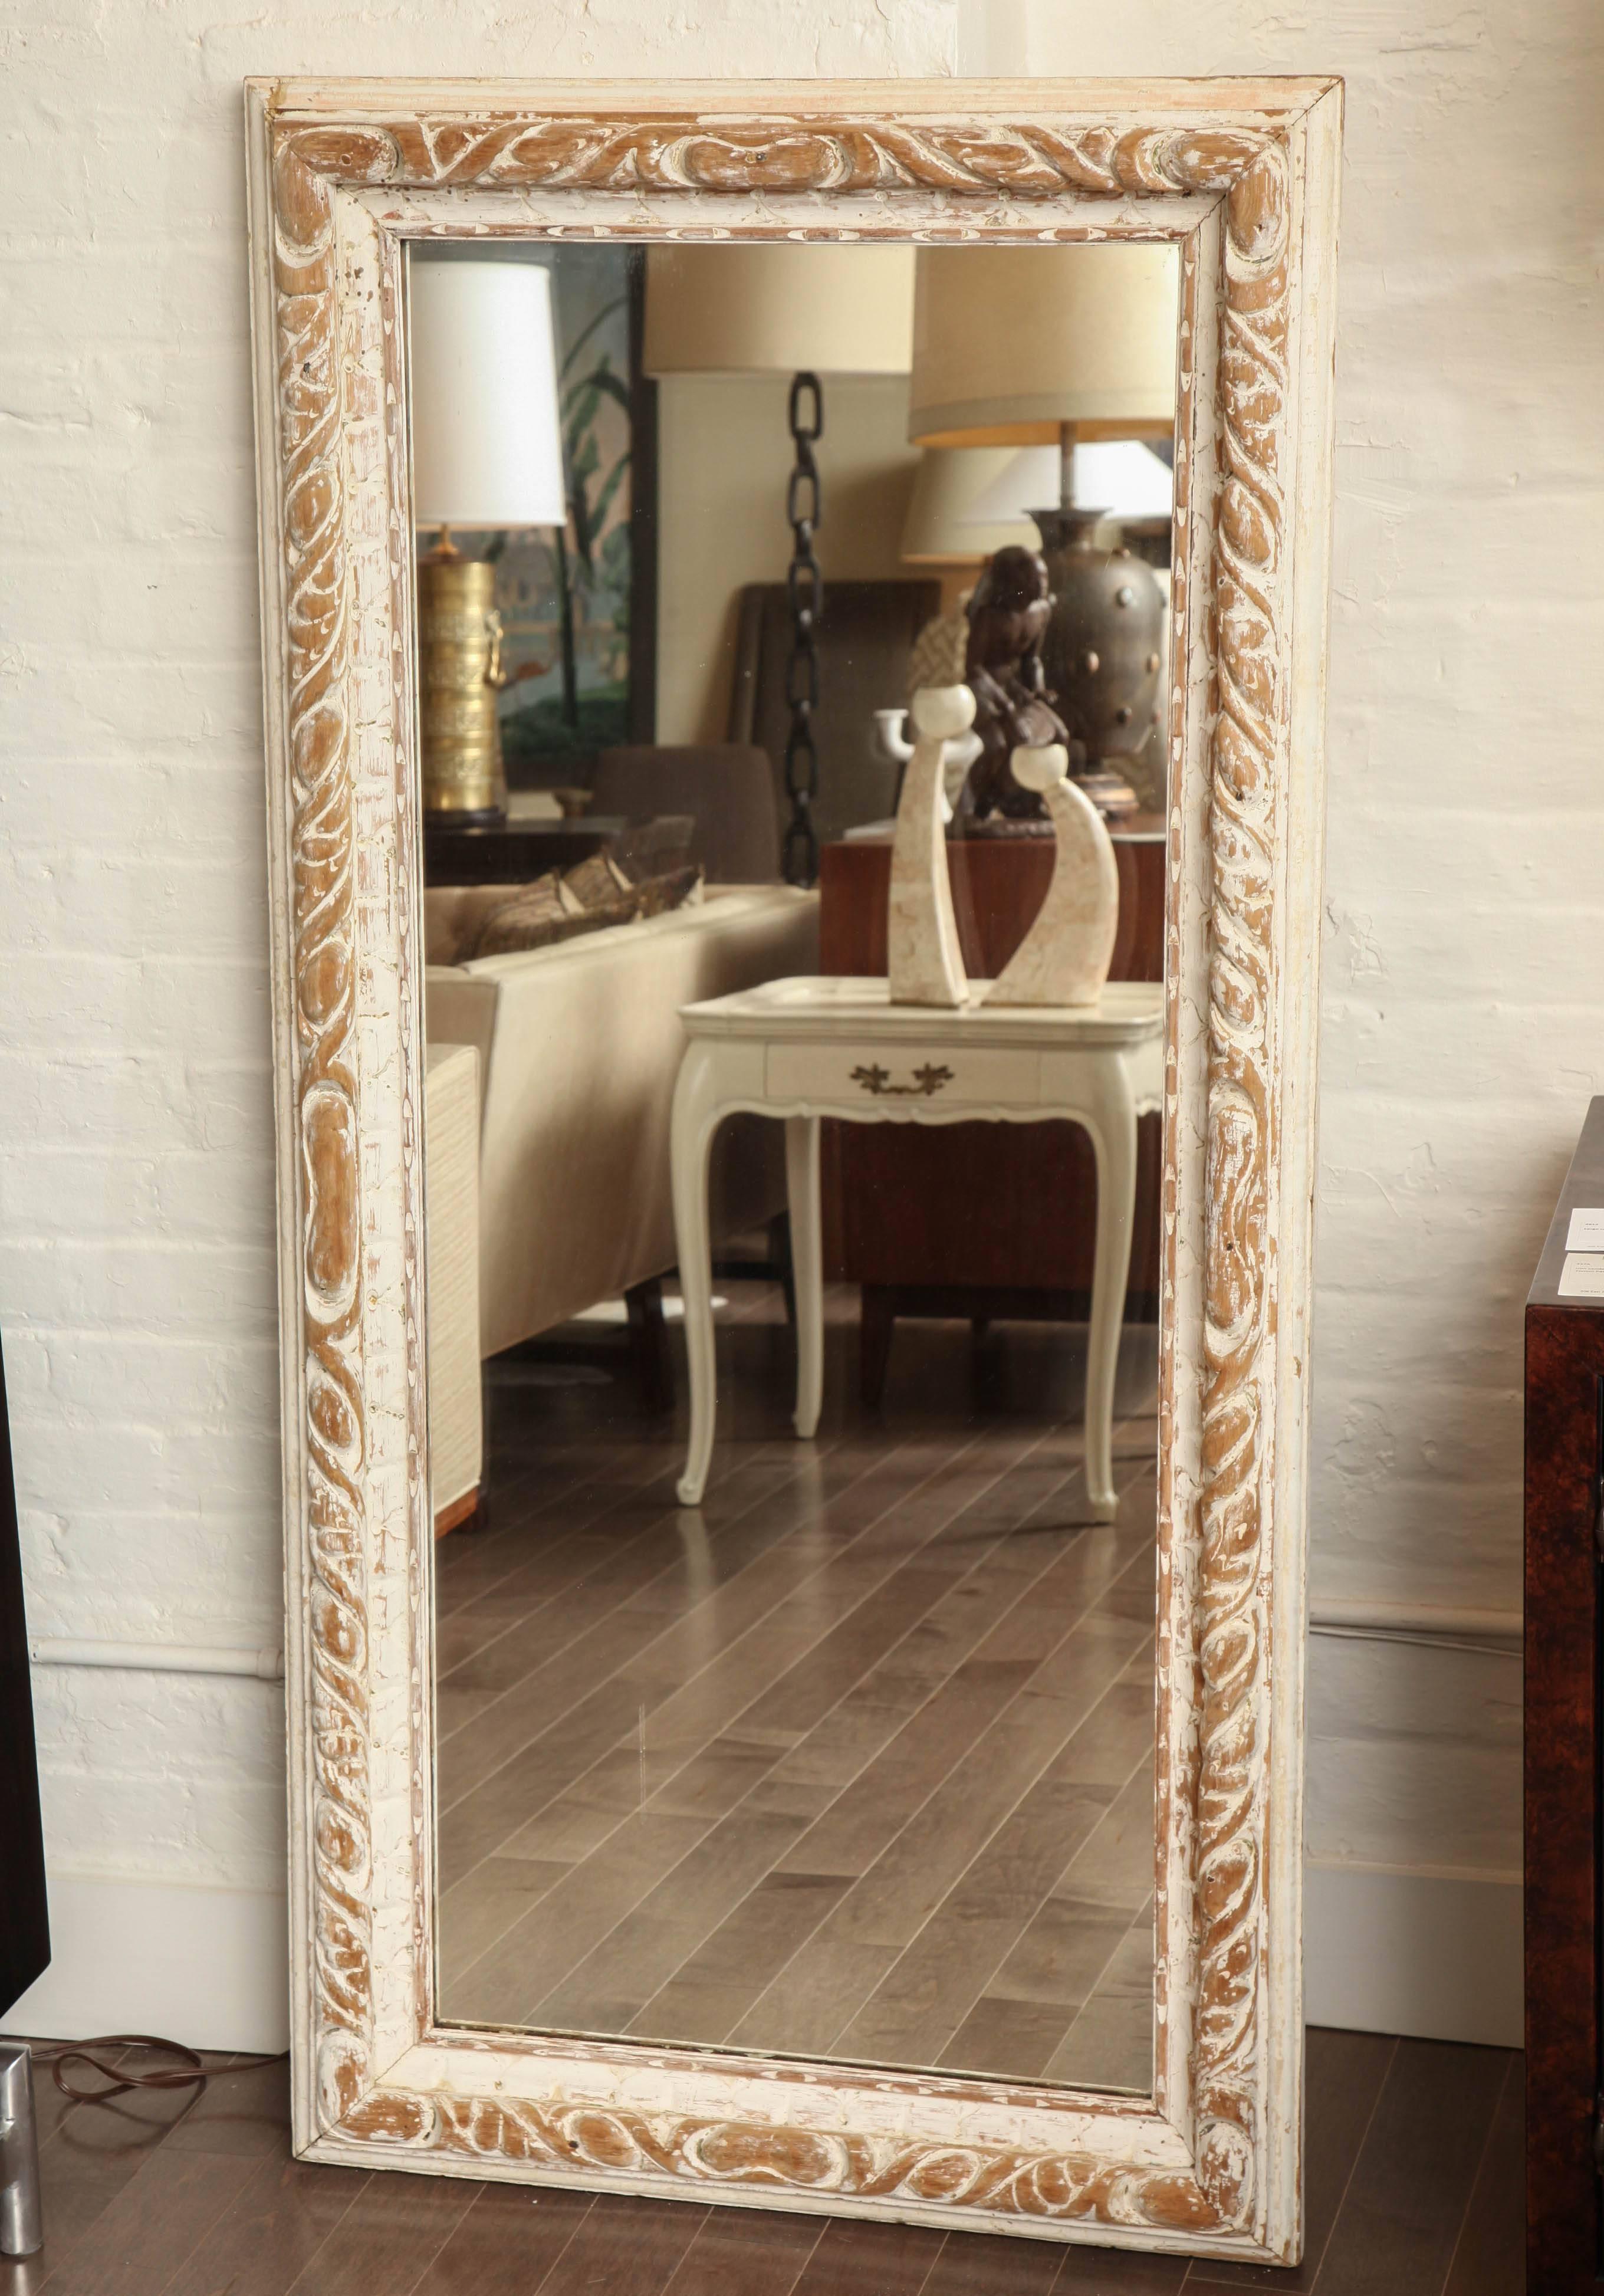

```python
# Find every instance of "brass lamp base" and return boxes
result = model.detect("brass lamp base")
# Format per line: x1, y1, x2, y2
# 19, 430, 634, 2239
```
418, 547, 507, 820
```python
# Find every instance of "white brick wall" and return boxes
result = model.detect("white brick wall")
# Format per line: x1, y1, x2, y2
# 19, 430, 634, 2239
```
4, 0, 1595, 2043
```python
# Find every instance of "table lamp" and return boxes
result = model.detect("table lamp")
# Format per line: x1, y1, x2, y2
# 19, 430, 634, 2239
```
410, 257, 567, 823
900, 447, 1037, 611
908, 244, 1178, 818
644, 244, 913, 883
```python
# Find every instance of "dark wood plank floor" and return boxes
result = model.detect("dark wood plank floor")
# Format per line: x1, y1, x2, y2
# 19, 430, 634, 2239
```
434, 1285, 1160, 2088
0, 2028, 1522, 2293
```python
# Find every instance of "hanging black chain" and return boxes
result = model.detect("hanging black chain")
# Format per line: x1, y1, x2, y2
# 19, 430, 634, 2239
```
781, 372, 823, 888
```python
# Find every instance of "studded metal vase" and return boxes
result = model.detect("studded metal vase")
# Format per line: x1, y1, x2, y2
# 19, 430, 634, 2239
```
1029, 506, 1165, 820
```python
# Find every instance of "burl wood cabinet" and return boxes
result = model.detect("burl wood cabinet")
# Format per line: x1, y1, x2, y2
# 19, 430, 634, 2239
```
1526, 1096, 1604, 2291
817, 826, 1165, 1394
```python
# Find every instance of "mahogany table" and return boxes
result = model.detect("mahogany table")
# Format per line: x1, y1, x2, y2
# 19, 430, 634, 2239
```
1526, 1093, 1604, 2290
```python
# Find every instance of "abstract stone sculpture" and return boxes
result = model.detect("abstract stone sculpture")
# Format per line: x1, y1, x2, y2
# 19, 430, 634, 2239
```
886, 685, 973, 1008
985, 743, 1119, 1007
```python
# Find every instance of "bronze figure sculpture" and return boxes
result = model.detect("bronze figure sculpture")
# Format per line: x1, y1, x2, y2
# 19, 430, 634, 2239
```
958, 546, 1071, 825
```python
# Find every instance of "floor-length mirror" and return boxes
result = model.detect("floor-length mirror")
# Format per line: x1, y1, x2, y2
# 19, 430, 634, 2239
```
413, 236, 1178, 2096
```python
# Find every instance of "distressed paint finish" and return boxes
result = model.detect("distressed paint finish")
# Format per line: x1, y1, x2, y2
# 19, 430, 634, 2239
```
247, 77, 1340, 2265
1194, 137, 1293, 2229
268, 124, 375, 2134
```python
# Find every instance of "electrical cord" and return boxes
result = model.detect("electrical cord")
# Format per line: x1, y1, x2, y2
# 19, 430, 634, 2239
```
27, 2034, 287, 2104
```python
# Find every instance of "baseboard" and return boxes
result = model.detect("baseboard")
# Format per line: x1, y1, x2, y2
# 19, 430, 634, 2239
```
1305, 1859, 1523, 2048
3, 1862, 1520, 2058
2, 1873, 288, 2054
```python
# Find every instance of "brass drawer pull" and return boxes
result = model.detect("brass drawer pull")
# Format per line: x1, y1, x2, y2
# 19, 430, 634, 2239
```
849, 1062, 954, 1099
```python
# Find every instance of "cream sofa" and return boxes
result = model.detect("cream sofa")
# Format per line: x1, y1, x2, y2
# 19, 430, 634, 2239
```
425, 1042, 483, 1525
425, 885, 819, 1359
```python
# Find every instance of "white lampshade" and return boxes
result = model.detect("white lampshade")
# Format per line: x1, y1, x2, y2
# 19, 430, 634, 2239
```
908, 244, 1179, 448
643, 244, 914, 378
409, 258, 567, 528
968, 441, 1174, 523
899, 448, 1037, 565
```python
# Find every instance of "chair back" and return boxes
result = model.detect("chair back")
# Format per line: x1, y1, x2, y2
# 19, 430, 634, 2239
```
591, 743, 780, 883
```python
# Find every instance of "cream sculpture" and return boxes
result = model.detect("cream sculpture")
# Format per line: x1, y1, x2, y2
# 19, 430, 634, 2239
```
985, 741, 1119, 1007
885, 689, 1120, 1011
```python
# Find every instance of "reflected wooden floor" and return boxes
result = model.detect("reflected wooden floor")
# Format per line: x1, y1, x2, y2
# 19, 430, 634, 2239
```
433, 1282, 1159, 2092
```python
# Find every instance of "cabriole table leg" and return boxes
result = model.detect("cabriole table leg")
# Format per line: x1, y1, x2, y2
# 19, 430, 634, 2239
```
670, 1043, 724, 1508
787, 1113, 824, 1441
1080, 1062, 1138, 1521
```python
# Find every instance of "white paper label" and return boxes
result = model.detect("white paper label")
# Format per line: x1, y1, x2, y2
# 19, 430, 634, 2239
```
1559, 1252, 1604, 1299
1566, 1207, 1604, 1250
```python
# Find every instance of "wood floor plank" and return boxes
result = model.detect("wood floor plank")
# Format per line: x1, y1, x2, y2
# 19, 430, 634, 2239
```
528, 2193, 711, 2296
443, 1438, 1010, 2008
627, 1870, 854, 2043
729, 1610, 1153, 2055
1048, 1760, 1162, 1915
0, 2049, 211, 2292
1187, 2027, 1396, 2291
403, 2178, 598, 2295
445, 1810, 712, 2028
770, 1543, 1150, 1890
158, 2052, 293, 2159
833, 1782, 1117, 2071
657, 2200, 823, 2295
1040, 1898, 1155, 2094
438, 1441, 860, 1766
272, 2164, 481, 2296
1281, 2038, 1508, 2296
817, 1609, 1153, 1949
27, 2144, 264, 2296
637, 1624, 1105, 2052
161, 2154, 370, 2296
785, 2214, 947, 2296
438, 1441, 839, 1700
434, 1440, 679, 1630
1441, 2055, 1523, 2296
988, 1891, 1138, 2010
444, 1432, 1060, 2012
528, 1809, 810, 2032
567, 1432, 1092, 1859
1050, 2236, 1191, 2290
918, 2225, 1063, 2294
846, 1666, 1157, 2073
438, 1436, 943, 1859
436, 1857, 572, 1992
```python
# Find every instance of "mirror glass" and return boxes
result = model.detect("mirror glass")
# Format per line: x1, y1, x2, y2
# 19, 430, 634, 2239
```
412, 238, 1178, 2095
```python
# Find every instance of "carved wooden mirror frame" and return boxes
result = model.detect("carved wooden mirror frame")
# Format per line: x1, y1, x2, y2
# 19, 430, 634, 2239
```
246, 74, 1340, 2267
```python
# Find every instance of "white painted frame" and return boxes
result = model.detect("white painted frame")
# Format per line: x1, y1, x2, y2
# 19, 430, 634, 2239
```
246, 75, 1340, 2265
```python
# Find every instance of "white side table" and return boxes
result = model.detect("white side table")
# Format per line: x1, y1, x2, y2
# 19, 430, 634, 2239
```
670, 977, 1165, 1515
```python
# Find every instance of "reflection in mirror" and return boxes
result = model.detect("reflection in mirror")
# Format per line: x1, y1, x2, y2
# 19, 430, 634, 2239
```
412, 238, 1178, 2096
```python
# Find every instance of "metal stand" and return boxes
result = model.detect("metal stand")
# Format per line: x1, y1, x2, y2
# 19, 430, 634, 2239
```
0, 2042, 43, 2257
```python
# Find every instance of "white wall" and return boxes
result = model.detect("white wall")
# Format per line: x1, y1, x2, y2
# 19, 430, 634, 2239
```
3, 0, 1594, 2052
0, 0, 957, 2049
656, 374, 921, 745
962, 0, 1603, 2041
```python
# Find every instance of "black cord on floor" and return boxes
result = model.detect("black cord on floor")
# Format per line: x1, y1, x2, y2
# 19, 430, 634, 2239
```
28, 2034, 288, 2104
